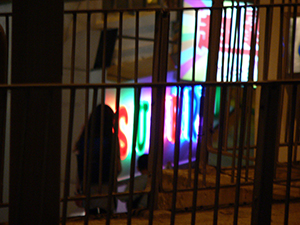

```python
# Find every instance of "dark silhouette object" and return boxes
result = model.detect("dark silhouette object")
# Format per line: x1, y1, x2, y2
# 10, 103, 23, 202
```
119, 154, 149, 211
75, 104, 121, 214
93, 28, 118, 69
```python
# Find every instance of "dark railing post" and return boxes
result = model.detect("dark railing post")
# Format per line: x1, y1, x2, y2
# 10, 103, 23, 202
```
200, 0, 223, 185
9, 1, 63, 224
148, 9, 170, 225
251, 84, 281, 225
0, 24, 7, 205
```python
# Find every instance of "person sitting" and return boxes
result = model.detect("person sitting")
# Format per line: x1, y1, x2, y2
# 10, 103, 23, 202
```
74, 104, 121, 215
119, 154, 149, 211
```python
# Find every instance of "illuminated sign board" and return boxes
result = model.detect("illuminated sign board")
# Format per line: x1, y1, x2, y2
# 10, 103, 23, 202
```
181, 0, 259, 82
103, 75, 202, 180
104, 0, 259, 180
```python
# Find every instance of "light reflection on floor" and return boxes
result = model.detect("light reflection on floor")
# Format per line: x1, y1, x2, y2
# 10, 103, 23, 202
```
68, 183, 128, 217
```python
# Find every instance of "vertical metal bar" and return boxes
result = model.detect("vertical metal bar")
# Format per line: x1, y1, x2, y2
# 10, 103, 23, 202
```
283, 2, 297, 148
213, 86, 228, 225
10, 1, 63, 222
226, 4, 235, 82
5, 15, 9, 62
98, 12, 108, 194
251, 84, 281, 225
245, 87, 253, 182
127, 10, 139, 225
86, 13, 91, 81
233, 86, 248, 225
61, 13, 77, 225
39, 89, 54, 222
61, 88, 76, 224
114, 13, 123, 210
82, 103, 89, 195
148, 89, 164, 225
291, 0, 300, 164
284, 85, 297, 225
102, 12, 108, 79
105, 12, 116, 225
11, 90, 30, 221
188, 9, 198, 186
200, 118, 207, 188
191, 87, 206, 225
148, 10, 169, 225
229, 3, 238, 82
83, 12, 92, 225
170, 87, 183, 225
84, 88, 98, 224
231, 87, 241, 183
176, 10, 182, 82
0, 106, 4, 205
262, 2, 274, 81
0, 23, 7, 205
83, 12, 92, 195
288, 5, 297, 78
277, 4, 284, 80
207, 0, 223, 82
220, 8, 231, 165
221, 8, 227, 82
70, 13, 77, 84
248, 5, 259, 82
148, 11, 163, 225
238, 4, 247, 80
127, 88, 141, 225
202, 0, 223, 188
188, 86, 194, 186
134, 11, 139, 83
192, 9, 198, 82
106, 90, 118, 225
223, 88, 231, 160
227, 1, 239, 183
293, 92, 300, 162
282, 0, 291, 81
235, 3, 242, 82
200, 88, 214, 187
118, 12, 123, 83
97, 90, 106, 193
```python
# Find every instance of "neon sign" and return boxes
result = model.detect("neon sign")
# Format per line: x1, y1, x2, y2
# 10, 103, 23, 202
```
103, 80, 202, 180
102, 0, 259, 180
181, 0, 259, 82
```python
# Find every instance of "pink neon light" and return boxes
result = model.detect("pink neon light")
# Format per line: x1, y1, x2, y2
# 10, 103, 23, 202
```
119, 106, 128, 160
165, 94, 177, 143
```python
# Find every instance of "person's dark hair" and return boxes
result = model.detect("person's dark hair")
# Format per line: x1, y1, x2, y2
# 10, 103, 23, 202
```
137, 154, 148, 171
88, 104, 114, 137
77, 104, 114, 144
76, 104, 115, 184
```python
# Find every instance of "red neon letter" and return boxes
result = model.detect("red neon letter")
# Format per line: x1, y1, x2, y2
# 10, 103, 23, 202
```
119, 106, 128, 160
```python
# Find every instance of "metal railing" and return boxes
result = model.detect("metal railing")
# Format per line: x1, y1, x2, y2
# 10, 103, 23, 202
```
1, 2, 300, 224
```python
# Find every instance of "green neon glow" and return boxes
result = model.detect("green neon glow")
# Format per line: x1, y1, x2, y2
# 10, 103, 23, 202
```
136, 102, 149, 156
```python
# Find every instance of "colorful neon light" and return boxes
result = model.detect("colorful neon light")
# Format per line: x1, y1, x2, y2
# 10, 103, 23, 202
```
178, 86, 202, 143
102, 81, 202, 180
181, 0, 259, 82
119, 106, 128, 161
136, 102, 149, 156
165, 88, 178, 143
101, 0, 260, 180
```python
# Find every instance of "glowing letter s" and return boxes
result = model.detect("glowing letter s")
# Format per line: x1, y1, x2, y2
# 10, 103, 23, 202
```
119, 106, 128, 160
